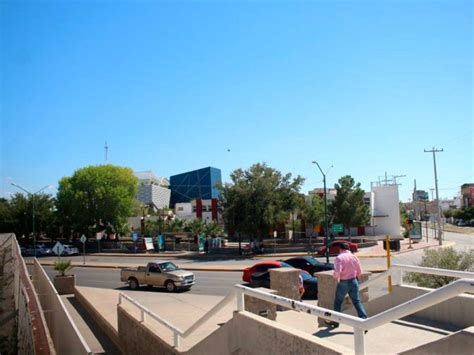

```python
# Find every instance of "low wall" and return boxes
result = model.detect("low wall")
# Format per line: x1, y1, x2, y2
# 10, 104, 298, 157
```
400, 326, 474, 355
365, 284, 474, 329
117, 306, 175, 355
32, 260, 92, 355
189, 311, 351, 354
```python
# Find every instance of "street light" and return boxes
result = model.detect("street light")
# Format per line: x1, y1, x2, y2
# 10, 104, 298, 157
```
11, 183, 52, 257
312, 161, 333, 264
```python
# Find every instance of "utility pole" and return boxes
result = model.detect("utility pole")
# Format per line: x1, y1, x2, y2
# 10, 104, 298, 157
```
104, 141, 109, 162
312, 161, 332, 264
424, 147, 443, 245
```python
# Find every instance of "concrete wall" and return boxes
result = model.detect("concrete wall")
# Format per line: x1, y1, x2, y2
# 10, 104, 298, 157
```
31, 260, 92, 355
400, 326, 474, 355
365, 284, 474, 329
190, 311, 351, 355
0, 233, 54, 355
118, 306, 175, 355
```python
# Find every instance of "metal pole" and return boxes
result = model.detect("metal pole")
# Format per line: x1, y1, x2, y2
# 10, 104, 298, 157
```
424, 148, 443, 246
323, 174, 329, 263
385, 236, 392, 293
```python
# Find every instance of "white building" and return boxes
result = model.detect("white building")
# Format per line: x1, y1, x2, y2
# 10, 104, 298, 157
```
134, 171, 171, 210
175, 199, 221, 223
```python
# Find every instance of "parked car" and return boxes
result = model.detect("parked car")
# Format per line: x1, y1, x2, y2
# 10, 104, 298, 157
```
22, 244, 52, 256
52, 244, 79, 256
121, 261, 195, 292
250, 270, 319, 299
284, 256, 334, 275
242, 261, 292, 283
456, 220, 470, 227
316, 240, 358, 257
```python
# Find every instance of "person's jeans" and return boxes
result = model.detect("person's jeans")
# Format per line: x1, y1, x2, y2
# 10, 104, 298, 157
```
334, 278, 368, 319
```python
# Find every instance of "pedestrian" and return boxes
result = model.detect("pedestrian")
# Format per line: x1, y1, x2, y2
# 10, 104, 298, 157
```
327, 243, 367, 328
298, 272, 305, 299
204, 238, 209, 254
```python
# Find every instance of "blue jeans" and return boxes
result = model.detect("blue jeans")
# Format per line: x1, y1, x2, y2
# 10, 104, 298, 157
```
334, 278, 368, 319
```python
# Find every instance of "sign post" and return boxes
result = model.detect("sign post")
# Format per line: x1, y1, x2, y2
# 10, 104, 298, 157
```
273, 231, 277, 254
80, 234, 87, 265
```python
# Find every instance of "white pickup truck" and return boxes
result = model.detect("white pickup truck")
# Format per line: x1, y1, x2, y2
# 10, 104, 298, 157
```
120, 261, 195, 292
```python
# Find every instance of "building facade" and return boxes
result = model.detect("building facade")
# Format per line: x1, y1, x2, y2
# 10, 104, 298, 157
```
169, 167, 222, 207
461, 183, 474, 208
175, 198, 221, 222
134, 171, 171, 210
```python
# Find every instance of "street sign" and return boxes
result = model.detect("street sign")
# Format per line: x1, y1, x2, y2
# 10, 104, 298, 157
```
52, 241, 64, 256
96, 232, 103, 241
80, 235, 87, 243
332, 224, 343, 233
132, 232, 139, 242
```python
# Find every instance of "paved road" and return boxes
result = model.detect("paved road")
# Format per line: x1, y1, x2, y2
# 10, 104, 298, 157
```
44, 266, 243, 297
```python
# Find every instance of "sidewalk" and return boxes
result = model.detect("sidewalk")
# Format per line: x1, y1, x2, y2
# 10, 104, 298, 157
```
38, 238, 452, 273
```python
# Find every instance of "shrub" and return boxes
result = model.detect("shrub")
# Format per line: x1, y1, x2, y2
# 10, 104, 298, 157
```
404, 247, 474, 288
53, 259, 73, 276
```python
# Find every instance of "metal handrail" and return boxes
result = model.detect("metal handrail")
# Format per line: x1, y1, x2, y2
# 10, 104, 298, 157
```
118, 290, 236, 348
236, 264, 474, 355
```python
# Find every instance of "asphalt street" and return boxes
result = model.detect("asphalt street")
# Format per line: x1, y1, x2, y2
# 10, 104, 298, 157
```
44, 266, 243, 297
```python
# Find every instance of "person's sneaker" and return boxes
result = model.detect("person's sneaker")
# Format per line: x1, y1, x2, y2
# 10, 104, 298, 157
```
325, 320, 339, 328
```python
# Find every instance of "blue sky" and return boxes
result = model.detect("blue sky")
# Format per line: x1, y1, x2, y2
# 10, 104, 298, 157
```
1, 0, 472, 202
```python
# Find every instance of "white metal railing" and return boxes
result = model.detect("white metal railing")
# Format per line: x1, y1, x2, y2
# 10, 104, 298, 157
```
118, 289, 236, 348
236, 264, 474, 355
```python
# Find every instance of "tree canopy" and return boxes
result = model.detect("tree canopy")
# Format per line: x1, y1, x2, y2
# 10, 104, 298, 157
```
300, 194, 325, 230
219, 163, 304, 240
56, 164, 138, 237
330, 175, 370, 238
0, 193, 55, 241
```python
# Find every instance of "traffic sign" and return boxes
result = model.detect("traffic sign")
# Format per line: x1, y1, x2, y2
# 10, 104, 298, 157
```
96, 232, 103, 241
52, 241, 64, 256
332, 224, 343, 233
80, 235, 87, 243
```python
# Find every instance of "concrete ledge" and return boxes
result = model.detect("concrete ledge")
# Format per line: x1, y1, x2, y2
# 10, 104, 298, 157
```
74, 287, 120, 350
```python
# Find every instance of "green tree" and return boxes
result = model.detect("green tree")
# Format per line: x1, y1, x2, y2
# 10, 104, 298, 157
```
330, 175, 370, 240
300, 194, 325, 230
404, 247, 474, 288
56, 164, 138, 238
1, 193, 56, 241
204, 221, 224, 237
186, 219, 206, 236
219, 163, 304, 241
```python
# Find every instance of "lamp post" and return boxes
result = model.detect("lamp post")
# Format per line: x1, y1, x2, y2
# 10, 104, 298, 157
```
11, 183, 51, 257
312, 161, 332, 264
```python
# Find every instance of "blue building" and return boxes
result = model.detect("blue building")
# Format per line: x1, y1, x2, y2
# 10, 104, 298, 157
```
169, 167, 222, 206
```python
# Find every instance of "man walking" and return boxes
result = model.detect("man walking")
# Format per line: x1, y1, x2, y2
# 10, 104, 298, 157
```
327, 243, 367, 328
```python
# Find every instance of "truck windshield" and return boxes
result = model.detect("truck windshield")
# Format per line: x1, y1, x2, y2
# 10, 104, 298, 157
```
160, 262, 178, 272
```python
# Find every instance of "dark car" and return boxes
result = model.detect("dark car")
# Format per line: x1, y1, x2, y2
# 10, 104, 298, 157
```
317, 240, 358, 257
284, 256, 334, 275
250, 270, 319, 299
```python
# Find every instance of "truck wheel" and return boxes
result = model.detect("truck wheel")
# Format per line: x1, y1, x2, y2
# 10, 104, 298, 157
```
165, 280, 176, 292
129, 278, 139, 290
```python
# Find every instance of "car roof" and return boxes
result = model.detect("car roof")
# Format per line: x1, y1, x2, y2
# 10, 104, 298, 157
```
252, 261, 283, 267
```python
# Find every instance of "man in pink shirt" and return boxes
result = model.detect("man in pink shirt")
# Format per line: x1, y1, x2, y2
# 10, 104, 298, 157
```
328, 243, 367, 327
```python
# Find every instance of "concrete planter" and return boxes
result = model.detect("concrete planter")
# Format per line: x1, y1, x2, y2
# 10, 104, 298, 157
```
54, 275, 76, 295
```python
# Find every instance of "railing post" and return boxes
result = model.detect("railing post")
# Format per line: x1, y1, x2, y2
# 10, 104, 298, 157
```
174, 332, 180, 348
118, 294, 122, 305
354, 328, 366, 355
236, 287, 244, 311
140, 309, 145, 322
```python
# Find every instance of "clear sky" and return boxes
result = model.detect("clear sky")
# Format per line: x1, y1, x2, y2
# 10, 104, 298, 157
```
1, 0, 472, 202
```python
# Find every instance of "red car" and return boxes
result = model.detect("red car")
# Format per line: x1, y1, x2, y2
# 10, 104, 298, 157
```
317, 240, 358, 257
242, 261, 291, 282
